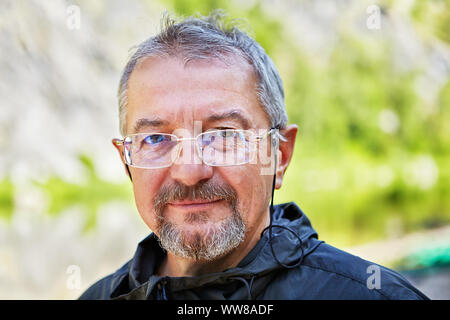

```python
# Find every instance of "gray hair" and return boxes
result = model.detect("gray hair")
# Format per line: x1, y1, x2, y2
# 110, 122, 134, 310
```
118, 10, 288, 136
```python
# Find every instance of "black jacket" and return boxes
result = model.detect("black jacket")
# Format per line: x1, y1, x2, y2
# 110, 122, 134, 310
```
79, 202, 429, 300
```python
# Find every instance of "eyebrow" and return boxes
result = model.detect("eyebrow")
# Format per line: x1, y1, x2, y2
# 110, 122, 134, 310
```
133, 117, 171, 133
205, 110, 251, 129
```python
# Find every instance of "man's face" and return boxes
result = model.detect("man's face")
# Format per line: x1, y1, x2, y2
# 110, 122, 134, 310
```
117, 55, 275, 260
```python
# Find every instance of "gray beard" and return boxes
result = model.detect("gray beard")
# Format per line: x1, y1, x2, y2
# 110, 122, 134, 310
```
152, 179, 246, 261
156, 209, 246, 261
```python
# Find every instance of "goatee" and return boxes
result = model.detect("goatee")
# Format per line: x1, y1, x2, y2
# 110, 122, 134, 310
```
153, 180, 246, 260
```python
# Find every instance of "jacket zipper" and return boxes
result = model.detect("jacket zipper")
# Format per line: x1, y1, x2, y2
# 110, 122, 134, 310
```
157, 278, 168, 300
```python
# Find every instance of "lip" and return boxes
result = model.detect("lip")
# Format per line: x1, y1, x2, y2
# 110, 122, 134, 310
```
168, 199, 223, 209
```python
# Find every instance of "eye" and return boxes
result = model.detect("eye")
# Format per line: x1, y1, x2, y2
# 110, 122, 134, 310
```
219, 130, 247, 142
220, 130, 237, 138
143, 134, 167, 145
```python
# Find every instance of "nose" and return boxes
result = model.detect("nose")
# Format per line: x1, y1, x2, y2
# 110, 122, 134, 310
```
170, 138, 214, 186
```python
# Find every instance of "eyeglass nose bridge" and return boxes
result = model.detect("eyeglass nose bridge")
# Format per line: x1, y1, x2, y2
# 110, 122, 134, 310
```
170, 136, 204, 166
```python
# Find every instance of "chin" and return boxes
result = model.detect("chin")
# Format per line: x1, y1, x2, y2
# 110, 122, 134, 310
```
157, 212, 246, 261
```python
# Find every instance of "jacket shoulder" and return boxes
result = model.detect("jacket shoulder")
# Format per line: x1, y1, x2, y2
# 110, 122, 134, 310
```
78, 261, 131, 300
78, 274, 117, 300
297, 242, 429, 300
282, 243, 429, 300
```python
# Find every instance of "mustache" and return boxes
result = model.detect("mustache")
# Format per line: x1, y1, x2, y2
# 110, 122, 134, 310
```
153, 180, 238, 216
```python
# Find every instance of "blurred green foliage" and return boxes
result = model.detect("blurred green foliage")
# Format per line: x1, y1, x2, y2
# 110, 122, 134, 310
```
36, 155, 133, 232
0, 179, 14, 220
410, 0, 450, 44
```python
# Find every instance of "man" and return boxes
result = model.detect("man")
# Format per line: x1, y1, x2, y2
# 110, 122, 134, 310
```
79, 11, 428, 300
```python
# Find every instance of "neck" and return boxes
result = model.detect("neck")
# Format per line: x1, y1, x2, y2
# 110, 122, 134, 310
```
156, 208, 270, 277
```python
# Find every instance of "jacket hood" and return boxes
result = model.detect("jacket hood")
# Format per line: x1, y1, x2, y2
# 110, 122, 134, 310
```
110, 202, 323, 299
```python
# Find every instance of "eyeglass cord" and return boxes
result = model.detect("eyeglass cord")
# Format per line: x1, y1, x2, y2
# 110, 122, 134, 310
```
260, 141, 304, 270
126, 164, 133, 182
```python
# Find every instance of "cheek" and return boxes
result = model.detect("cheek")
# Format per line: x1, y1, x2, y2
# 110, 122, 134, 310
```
131, 168, 167, 228
220, 166, 271, 218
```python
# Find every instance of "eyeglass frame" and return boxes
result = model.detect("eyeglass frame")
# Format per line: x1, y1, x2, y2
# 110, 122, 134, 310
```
112, 127, 281, 169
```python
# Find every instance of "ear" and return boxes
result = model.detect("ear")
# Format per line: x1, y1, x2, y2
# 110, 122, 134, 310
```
112, 139, 133, 181
275, 124, 298, 190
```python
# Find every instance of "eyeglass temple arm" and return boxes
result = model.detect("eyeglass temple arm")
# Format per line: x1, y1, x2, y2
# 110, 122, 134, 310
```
111, 139, 133, 181
255, 127, 287, 142
112, 138, 124, 146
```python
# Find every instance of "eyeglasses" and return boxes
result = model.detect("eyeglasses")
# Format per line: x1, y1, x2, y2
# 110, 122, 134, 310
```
113, 128, 277, 169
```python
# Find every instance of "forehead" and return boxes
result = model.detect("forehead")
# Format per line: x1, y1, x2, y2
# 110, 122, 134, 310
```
125, 55, 270, 134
